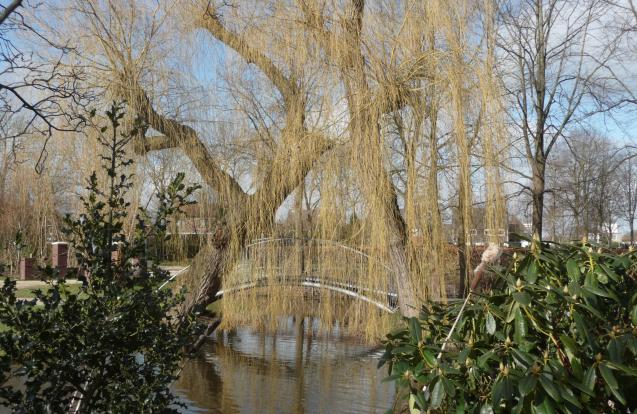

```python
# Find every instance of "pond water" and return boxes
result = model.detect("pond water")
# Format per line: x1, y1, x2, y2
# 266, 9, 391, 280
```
174, 316, 396, 414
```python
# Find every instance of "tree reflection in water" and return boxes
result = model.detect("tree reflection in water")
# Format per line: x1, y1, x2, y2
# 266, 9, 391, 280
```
173, 316, 395, 413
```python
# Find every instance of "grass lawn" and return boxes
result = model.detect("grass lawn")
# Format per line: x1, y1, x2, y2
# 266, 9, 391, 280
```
14, 284, 82, 299
206, 301, 222, 315
1, 285, 81, 333
158, 260, 191, 267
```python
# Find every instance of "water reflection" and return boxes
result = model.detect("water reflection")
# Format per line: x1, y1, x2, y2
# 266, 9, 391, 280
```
174, 316, 395, 414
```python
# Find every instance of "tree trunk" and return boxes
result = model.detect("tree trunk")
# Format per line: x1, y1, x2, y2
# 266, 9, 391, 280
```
294, 185, 305, 275
457, 185, 469, 298
333, 1, 419, 318
531, 159, 546, 241
342, 107, 418, 317
0, 142, 9, 205
427, 83, 445, 299
180, 242, 230, 317
382, 171, 419, 318
628, 162, 635, 245
389, 237, 419, 318
457, 233, 467, 298
531, 0, 547, 243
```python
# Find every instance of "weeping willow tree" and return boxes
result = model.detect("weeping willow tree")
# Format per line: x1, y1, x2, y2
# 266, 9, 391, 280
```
0, 114, 164, 274
46, 0, 508, 337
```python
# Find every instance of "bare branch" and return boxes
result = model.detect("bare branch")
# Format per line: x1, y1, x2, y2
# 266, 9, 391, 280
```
125, 79, 248, 204
0, 0, 22, 26
199, 6, 298, 105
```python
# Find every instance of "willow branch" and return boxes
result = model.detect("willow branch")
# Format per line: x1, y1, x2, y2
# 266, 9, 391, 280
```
250, 132, 334, 233
199, 7, 298, 105
126, 80, 247, 204
131, 135, 172, 153
0, 0, 22, 26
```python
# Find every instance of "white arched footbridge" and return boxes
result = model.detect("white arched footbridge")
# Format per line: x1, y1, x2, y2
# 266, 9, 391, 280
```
162, 237, 399, 313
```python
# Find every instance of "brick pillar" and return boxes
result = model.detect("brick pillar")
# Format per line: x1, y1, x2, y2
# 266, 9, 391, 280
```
111, 242, 123, 264
20, 257, 37, 280
51, 242, 69, 278
111, 249, 120, 264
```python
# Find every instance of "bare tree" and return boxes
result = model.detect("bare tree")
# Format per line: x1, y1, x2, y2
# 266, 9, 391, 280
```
547, 130, 623, 243
616, 151, 637, 244
499, 0, 624, 240
0, 0, 92, 170
0, 0, 21, 25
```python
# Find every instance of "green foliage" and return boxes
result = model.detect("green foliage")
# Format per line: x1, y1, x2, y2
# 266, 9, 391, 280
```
0, 103, 201, 413
381, 243, 637, 413
11, 231, 26, 255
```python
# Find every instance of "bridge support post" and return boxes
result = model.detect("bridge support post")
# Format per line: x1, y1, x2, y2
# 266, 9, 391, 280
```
294, 185, 305, 276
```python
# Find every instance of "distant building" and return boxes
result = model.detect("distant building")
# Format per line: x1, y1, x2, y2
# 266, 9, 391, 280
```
406, 206, 530, 246
166, 203, 223, 236
173, 217, 214, 236
589, 222, 622, 244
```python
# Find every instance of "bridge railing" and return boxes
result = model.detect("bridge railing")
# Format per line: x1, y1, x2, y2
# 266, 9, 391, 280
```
222, 237, 398, 311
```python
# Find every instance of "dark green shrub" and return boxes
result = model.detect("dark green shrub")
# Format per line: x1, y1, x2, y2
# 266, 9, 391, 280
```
0, 103, 201, 413
381, 242, 637, 413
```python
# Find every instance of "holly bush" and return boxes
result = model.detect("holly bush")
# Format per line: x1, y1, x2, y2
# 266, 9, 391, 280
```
0, 103, 201, 413
381, 242, 637, 413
